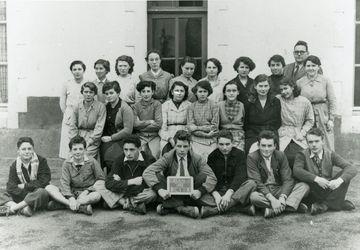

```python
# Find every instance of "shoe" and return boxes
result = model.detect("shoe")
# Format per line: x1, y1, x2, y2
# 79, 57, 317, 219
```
200, 206, 219, 218
131, 202, 147, 215
297, 203, 308, 214
247, 204, 256, 216
19, 206, 33, 217
310, 202, 328, 215
0, 205, 12, 217
47, 201, 66, 211
156, 204, 170, 216
342, 200, 355, 211
78, 204, 93, 215
176, 206, 199, 219
264, 208, 275, 218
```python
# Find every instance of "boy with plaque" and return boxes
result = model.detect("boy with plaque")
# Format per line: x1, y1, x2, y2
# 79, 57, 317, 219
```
143, 130, 217, 218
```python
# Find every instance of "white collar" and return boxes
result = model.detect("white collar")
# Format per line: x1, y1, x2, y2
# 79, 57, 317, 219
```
151, 69, 161, 76
176, 154, 187, 162
124, 153, 144, 162
310, 149, 324, 160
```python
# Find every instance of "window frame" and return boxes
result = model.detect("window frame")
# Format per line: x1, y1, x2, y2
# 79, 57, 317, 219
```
0, 0, 7, 105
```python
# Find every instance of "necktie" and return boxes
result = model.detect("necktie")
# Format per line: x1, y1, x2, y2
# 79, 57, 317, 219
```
312, 154, 322, 177
179, 157, 185, 176
293, 65, 299, 78
75, 164, 82, 171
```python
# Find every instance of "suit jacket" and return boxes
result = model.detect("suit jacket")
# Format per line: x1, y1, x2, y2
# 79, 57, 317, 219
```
143, 149, 217, 195
105, 151, 155, 197
226, 76, 254, 104
6, 155, 51, 202
244, 95, 281, 139
293, 148, 357, 183
247, 150, 294, 196
283, 62, 306, 83
207, 147, 247, 192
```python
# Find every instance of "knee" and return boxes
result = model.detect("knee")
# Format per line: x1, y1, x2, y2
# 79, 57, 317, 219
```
45, 184, 58, 193
245, 180, 257, 189
93, 180, 105, 190
249, 191, 261, 202
35, 188, 48, 197
92, 192, 102, 201
297, 182, 310, 193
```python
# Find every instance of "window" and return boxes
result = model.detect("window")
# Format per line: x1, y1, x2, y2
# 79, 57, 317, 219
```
147, 0, 207, 80
0, 1, 6, 103
355, 0, 360, 106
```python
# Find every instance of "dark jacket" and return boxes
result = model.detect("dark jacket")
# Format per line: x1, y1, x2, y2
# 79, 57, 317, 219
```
207, 147, 247, 192
268, 74, 284, 95
6, 155, 51, 202
244, 95, 281, 139
247, 150, 294, 196
227, 76, 254, 104
293, 148, 357, 183
105, 151, 155, 197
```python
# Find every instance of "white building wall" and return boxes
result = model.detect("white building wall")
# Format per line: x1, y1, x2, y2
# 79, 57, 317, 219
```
6, 0, 147, 128
207, 0, 358, 133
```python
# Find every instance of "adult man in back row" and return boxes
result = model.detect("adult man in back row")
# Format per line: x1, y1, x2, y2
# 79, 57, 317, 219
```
248, 130, 309, 218
143, 130, 217, 218
293, 128, 357, 215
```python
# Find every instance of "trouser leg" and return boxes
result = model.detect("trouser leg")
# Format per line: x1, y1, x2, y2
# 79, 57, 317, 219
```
93, 180, 123, 209
45, 184, 70, 206
286, 182, 310, 210
284, 141, 303, 170
250, 191, 271, 208
148, 136, 161, 160
132, 188, 157, 204
325, 181, 350, 210
77, 190, 101, 205
230, 180, 257, 208
24, 188, 49, 211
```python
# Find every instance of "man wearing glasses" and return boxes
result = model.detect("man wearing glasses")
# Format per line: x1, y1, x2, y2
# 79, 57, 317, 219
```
283, 40, 309, 82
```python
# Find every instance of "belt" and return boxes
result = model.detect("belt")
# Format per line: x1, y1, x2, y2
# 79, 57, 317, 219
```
167, 123, 187, 126
311, 100, 326, 105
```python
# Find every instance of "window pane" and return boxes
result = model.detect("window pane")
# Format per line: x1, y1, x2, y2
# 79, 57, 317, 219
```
357, 0, 360, 21
355, 67, 360, 106
152, 19, 175, 58
0, 1, 5, 21
179, 0, 203, 7
0, 65, 7, 103
193, 59, 203, 80
0, 24, 6, 62
179, 18, 202, 57
162, 59, 175, 76
149, 1, 175, 8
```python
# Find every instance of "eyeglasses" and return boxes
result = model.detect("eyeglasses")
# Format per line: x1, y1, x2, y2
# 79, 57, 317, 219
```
293, 51, 307, 55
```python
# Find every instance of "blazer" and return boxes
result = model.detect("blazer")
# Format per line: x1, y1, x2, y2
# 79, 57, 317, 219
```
293, 148, 357, 183
283, 62, 306, 83
105, 151, 155, 197
226, 76, 254, 104
143, 149, 217, 195
247, 150, 294, 196
207, 147, 247, 192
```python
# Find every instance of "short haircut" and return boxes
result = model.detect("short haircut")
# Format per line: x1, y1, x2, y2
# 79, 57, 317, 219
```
168, 81, 189, 101
279, 77, 300, 97
174, 130, 191, 144
257, 130, 278, 144
122, 135, 141, 148
94, 59, 110, 73
180, 56, 196, 67
102, 81, 121, 94
145, 49, 162, 61
191, 80, 213, 96
306, 127, 324, 139
136, 81, 156, 92
17, 137, 34, 148
115, 55, 135, 75
294, 40, 308, 51
217, 129, 233, 142
68, 135, 86, 150
204, 58, 222, 75
304, 55, 321, 66
267, 54, 286, 67
254, 74, 269, 85
233, 56, 256, 72
222, 81, 240, 100
81, 82, 98, 95
70, 60, 86, 71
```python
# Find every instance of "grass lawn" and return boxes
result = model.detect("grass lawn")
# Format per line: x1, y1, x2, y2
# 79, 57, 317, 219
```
0, 160, 359, 250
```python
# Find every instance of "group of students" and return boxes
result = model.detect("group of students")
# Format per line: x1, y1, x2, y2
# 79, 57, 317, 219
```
0, 39, 355, 218
0, 127, 356, 219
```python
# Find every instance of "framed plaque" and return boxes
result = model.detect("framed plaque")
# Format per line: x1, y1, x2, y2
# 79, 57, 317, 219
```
167, 176, 194, 195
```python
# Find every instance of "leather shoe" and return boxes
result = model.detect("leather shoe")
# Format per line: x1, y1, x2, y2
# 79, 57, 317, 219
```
78, 204, 93, 215
48, 201, 66, 211
176, 206, 199, 219
20, 206, 33, 217
342, 200, 355, 211
297, 203, 308, 213
310, 202, 328, 215
131, 202, 147, 215
156, 204, 170, 216
200, 206, 218, 218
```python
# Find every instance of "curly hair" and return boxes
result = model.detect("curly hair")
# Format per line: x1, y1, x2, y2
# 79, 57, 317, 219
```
233, 56, 256, 72
115, 55, 134, 75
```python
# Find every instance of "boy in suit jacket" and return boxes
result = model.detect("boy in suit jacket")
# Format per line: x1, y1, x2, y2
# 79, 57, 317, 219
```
293, 128, 357, 215
247, 130, 309, 218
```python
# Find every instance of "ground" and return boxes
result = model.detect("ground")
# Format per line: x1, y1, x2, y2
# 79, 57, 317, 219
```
0, 160, 359, 250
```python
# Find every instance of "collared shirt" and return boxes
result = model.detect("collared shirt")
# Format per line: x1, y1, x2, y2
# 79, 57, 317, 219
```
117, 74, 139, 105
124, 153, 144, 162
93, 77, 107, 103
176, 154, 190, 176
310, 149, 324, 160
263, 155, 277, 185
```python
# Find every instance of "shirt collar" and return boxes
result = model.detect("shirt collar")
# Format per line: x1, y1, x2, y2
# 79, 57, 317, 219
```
97, 77, 107, 83
176, 154, 187, 162
310, 149, 324, 160
124, 152, 144, 162
151, 69, 162, 76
